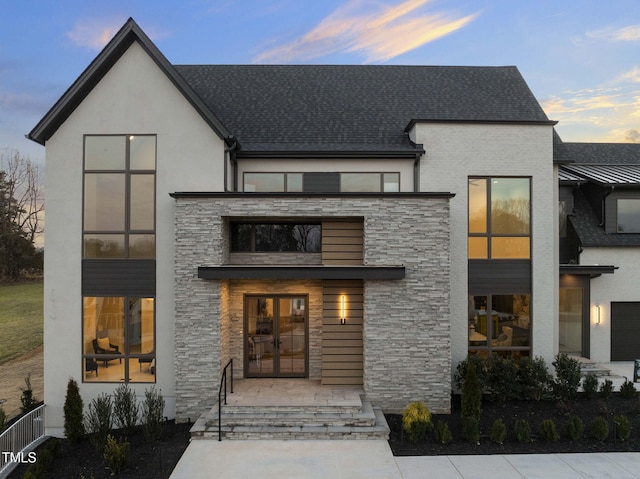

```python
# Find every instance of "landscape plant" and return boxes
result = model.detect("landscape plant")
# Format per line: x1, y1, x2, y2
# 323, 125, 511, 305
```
485, 355, 518, 402
461, 361, 482, 443
552, 353, 581, 400
104, 434, 130, 475
589, 417, 609, 441
113, 383, 139, 435
453, 354, 486, 392
489, 418, 507, 444
63, 378, 85, 443
434, 420, 453, 444
141, 386, 165, 442
581, 373, 599, 400
85, 393, 113, 448
402, 402, 432, 443
613, 415, 631, 442
514, 419, 531, 443
517, 356, 552, 401
619, 379, 637, 399
599, 379, 614, 398
564, 415, 584, 440
20, 373, 39, 413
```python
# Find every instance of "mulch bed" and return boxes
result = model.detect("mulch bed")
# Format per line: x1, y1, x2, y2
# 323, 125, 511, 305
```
8, 420, 192, 479
387, 393, 640, 455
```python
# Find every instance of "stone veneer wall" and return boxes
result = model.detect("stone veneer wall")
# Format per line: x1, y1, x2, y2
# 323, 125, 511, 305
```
174, 196, 451, 420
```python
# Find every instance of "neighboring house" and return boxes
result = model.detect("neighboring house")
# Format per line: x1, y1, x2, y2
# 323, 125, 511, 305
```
557, 142, 640, 363
29, 18, 563, 437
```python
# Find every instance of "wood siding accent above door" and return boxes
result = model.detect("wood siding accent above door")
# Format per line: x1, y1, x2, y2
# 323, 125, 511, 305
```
322, 220, 364, 265
322, 280, 363, 386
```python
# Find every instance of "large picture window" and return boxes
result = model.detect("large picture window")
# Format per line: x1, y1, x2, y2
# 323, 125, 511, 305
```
83, 135, 156, 258
242, 172, 400, 193
83, 296, 155, 382
231, 222, 321, 252
468, 177, 531, 259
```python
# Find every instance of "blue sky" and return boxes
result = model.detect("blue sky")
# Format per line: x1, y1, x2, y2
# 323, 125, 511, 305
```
1, 0, 639, 166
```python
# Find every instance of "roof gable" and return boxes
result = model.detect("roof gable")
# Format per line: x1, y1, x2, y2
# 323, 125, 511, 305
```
28, 18, 231, 145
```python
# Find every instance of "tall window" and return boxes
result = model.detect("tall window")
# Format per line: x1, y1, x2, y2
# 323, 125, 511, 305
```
468, 177, 531, 259
83, 297, 155, 383
83, 135, 156, 258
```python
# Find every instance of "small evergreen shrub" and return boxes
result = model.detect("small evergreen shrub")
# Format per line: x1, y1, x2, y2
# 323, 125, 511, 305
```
402, 402, 432, 443
461, 359, 482, 443
589, 417, 609, 441
514, 419, 531, 443
462, 416, 480, 444
489, 418, 507, 445
21, 373, 40, 413
539, 419, 560, 442
599, 379, 614, 399
22, 438, 60, 479
453, 355, 486, 392
85, 393, 113, 449
564, 415, 584, 440
113, 384, 139, 435
582, 373, 598, 400
517, 356, 552, 401
485, 355, 519, 402
104, 434, 130, 475
552, 353, 581, 401
141, 386, 165, 442
434, 420, 453, 444
614, 415, 631, 442
619, 379, 638, 399
63, 378, 85, 443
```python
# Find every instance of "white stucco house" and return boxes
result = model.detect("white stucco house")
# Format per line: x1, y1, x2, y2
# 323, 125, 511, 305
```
27, 18, 640, 438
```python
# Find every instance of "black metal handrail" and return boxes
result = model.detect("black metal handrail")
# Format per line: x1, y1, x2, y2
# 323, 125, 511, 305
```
218, 358, 234, 441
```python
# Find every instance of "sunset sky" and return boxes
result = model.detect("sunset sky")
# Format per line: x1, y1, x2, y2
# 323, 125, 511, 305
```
1, 0, 639, 166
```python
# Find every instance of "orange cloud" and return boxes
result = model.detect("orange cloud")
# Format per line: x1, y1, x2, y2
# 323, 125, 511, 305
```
254, 0, 478, 63
66, 18, 126, 51
587, 25, 640, 42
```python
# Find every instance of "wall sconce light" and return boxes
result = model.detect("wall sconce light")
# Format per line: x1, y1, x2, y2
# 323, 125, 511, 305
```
596, 305, 601, 324
340, 295, 347, 325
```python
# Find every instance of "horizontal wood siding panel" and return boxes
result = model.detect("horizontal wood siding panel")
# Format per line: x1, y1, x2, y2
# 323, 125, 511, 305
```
322, 280, 364, 386
82, 260, 155, 296
468, 260, 531, 294
322, 220, 363, 265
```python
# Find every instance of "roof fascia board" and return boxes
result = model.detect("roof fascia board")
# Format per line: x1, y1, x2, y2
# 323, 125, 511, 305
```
170, 191, 454, 199
28, 18, 232, 145
404, 118, 558, 132
198, 266, 405, 280
235, 149, 424, 160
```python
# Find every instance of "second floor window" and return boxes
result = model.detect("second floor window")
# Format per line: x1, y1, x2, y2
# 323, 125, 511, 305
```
83, 135, 156, 258
617, 199, 640, 233
468, 177, 531, 259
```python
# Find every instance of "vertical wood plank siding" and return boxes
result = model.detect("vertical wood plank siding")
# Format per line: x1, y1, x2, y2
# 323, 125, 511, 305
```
322, 280, 363, 386
321, 220, 364, 265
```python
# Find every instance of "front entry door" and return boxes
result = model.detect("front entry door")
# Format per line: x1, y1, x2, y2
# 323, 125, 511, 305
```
245, 295, 308, 377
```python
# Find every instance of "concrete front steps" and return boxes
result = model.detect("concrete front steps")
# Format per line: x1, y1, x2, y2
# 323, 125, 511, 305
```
191, 397, 390, 440
570, 355, 612, 377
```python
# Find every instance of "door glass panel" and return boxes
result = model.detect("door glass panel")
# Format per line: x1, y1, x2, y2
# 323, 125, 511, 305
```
559, 288, 583, 354
246, 297, 274, 375
278, 297, 306, 375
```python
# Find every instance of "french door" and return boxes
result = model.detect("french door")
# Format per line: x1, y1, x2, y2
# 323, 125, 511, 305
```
244, 295, 308, 377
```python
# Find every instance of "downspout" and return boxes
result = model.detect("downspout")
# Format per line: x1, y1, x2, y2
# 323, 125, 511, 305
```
223, 136, 238, 192
598, 186, 614, 228
414, 153, 421, 192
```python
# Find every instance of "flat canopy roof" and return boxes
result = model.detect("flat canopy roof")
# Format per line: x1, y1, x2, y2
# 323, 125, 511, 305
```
560, 264, 617, 278
198, 266, 405, 280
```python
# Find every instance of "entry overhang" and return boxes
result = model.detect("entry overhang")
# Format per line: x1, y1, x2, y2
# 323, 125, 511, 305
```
198, 265, 405, 280
560, 264, 617, 278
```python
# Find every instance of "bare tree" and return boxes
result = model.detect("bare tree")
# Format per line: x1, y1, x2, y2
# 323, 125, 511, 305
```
0, 148, 44, 244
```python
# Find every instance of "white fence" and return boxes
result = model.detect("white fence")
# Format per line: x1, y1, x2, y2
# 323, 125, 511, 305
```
0, 404, 46, 478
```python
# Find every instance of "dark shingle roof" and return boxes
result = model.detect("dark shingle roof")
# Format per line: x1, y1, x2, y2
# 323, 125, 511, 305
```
570, 188, 640, 247
562, 143, 640, 165
174, 65, 551, 153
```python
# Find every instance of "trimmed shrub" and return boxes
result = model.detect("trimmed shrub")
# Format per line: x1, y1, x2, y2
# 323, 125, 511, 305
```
454, 355, 486, 392
514, 419, 531, 443
582, 373, 598, 400
63, 378, 85, 443
614, 415, 631, 442
141, 386, 165, 442
539, 419, 560, 442
20, 373, 39, 414
599, 379, 614, 399
564, 415, 584, 440
85, 393, 113, 449
589, 417, 609, 441
517, 356, 552, 401
552, 353, 581, 401
485, 355, 519, 402
462, 416, 480, 444
489, 418, 507, 445
104, 434, 130, 475
434, 420, 453, 445
619, 379, 638, 399
113, 384, 139, 435
402, 402, 432, 443
461, 359, 482, 443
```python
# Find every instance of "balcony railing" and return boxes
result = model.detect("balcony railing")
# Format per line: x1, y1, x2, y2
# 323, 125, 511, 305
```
0, 404, 46, 478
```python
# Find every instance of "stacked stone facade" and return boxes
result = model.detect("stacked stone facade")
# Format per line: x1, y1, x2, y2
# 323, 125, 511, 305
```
174, 195, 451, 421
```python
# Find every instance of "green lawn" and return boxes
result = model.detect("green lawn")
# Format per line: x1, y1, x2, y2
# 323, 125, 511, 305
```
0, 282, 44, 364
